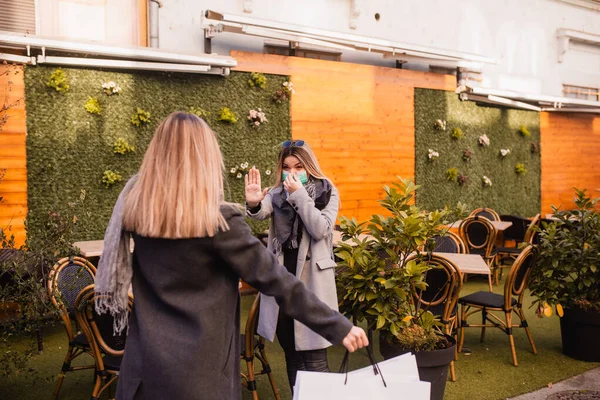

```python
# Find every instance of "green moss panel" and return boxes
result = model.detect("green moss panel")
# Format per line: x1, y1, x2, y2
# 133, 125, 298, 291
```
414, 88, 541, 216
24, 67, 291, 240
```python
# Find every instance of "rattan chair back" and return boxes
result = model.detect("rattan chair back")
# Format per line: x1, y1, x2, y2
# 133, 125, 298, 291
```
469, 207, 501, 221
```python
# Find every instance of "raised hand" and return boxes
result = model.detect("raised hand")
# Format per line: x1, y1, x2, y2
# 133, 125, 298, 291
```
342, 326, 369, 353
283, 172, 303, 194
245, 166, 267, 208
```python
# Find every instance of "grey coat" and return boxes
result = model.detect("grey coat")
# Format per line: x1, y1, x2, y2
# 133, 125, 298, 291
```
247, 184, 340, 351
116, 206, 352, 400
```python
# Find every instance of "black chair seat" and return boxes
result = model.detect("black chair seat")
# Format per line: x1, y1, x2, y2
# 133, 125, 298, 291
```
72, 332, 89, 347
102, 354, 122, 371
496, 246, 522, 254
459, 291, 517, 309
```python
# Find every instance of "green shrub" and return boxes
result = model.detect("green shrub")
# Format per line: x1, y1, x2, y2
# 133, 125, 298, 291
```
248, 72, 267, 89
84, 97, 102, 114
188, 107, 210, 119
102, 170, 122, 188
218, 107, 238, 124
451, 127, 463, 140
446, 167, 459, 182
515, 163, 527, 175
113, 138, 135, 155
46, 68, 70, 93
131, 108, 151, 126
519, 125, 531, 137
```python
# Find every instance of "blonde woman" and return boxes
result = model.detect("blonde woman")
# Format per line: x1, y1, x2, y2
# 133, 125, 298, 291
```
245, 140, 341, 391
95, 114, 368, 400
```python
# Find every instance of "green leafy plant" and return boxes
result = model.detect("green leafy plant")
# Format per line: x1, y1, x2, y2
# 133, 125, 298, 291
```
519, 125, 531, 137
218, 107, 238, 124
272, 81, 295, 103
131, 108, 151, 127
515, 163, 527, 175
530, 188, 600, 316
102, 170, 123, 188
248, 72, 267, 89
446, 167, 459, 182
188, 107, 211, 119
451, 127, 463, 140
84, 97, 102, 114
113, 138, 135, 155
46, 68, 70, 93
335, 178, 467, 351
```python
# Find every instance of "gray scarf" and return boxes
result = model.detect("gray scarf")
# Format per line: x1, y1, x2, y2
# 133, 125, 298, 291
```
94, 175, 138, 335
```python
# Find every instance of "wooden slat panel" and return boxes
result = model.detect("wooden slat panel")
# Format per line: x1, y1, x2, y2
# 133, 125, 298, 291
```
233, 51, 451, 222
540, 112, 600, 214
0, 65, 27, 246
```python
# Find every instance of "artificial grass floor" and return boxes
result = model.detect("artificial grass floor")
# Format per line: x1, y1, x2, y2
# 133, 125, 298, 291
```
0, 276, 598, 400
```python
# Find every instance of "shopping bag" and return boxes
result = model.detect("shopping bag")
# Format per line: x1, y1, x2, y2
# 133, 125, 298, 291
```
293, 348, 430, 400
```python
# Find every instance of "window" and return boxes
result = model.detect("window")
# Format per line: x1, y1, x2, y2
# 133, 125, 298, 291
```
0, 0, 36, 34
264, 44, 341, 62
563, 84, 600, 101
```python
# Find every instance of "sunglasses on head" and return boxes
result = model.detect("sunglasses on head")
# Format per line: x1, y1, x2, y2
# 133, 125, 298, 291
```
282, 140, 305, 148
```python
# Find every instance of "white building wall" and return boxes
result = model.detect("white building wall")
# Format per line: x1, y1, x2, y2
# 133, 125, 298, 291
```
156, 0, 600, 96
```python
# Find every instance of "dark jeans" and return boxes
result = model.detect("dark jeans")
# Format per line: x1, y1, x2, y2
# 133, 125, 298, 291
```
276, 310, 329, 392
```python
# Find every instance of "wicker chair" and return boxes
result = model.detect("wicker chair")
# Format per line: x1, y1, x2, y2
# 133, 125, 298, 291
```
458, 245, 538, 366
47, 256, 96, 400
458, 216, 498, 285
496, 214, 540, 268
429, 230, 466, 254
75, 284, 132, 400
410, 253, 462, 381
469, 208, 501, 221
241, 294, 281, 400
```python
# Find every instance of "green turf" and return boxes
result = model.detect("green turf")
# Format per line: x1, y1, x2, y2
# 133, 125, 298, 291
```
1, 277, 598, 399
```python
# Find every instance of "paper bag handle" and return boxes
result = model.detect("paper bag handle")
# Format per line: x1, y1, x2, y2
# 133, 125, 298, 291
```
338, 346, 387, 388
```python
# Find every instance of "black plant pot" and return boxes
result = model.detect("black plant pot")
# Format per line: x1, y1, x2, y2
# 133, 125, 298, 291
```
379, 333, 456, 400
560, 306, 600, 362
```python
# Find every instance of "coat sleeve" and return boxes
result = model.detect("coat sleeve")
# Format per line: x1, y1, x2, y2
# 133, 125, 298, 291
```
216, 206, 352, 345
245, 190, 274, 221
286, 185, 339, 240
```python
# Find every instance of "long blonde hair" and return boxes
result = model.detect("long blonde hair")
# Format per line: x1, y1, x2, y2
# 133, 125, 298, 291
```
272, 141, 331, 187
123, 112, 229, 238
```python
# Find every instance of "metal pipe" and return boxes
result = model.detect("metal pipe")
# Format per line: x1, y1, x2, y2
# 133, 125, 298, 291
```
149, 0, 162, 48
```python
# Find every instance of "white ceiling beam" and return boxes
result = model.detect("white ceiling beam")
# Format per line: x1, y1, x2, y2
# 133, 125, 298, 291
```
0, 53, 36, 64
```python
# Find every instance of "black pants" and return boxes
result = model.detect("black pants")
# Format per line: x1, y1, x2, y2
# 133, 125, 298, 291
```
276, 310, 330, 392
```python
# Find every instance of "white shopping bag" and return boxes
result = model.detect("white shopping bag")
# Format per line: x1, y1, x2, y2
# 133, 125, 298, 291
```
293, 351, 430, 400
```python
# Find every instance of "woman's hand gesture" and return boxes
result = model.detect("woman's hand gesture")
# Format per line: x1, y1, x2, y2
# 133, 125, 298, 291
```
245, 167, 267, 208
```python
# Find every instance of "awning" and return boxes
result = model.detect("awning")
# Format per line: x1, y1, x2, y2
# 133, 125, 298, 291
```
202, 10, 497, 70
456, 85, 600, 114
0, 31, 236, 75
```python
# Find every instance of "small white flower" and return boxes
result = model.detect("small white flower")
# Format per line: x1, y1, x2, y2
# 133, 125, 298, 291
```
478, 134, 490, 146
241, 162, 249, 169
434, 119, 447, 131
427, 149, 440, 160
500, 149, 511, 157
230, 167, 237, 174
283, 82, 288, 87
236, 172, 242, 179
482, 176, 492, 187
265, 170, 271, 176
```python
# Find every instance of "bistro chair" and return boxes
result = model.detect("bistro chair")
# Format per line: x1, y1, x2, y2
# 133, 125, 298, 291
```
457, 245, 537, 366
75, 284, 132, 400
410, 253, 462, 381
498, 215, 529, 247
47, 256, 96, 400
429, 230, 466, 254
469, 207, 501, 222
241, 293, 281, 399
496, 214, 540, 269
458, 216, 498, 284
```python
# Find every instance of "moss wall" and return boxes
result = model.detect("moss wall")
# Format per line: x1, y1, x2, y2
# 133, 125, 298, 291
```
415, 88, 541, 216
24, 66, 290, 240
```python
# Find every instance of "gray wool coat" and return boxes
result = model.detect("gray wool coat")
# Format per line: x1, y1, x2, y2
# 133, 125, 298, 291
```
246, 184, 340, 351
116, 206, 352, 400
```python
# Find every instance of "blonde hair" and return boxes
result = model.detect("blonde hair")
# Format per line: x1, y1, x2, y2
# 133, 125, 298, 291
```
123, 112, 229, 238
272, 141, 331, 187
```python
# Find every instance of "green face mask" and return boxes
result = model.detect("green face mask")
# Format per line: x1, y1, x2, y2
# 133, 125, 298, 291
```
282, 171, 309, 185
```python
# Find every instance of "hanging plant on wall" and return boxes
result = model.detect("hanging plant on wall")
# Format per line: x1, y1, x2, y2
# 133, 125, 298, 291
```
500, 148, 511, 158
519, 125, 531, 137
446, 167, 459, 182
188, 107, 210, 119
272, 81, 295, 103
248, 72, 267, 89
102, 81, 121, 95
482, 175, 492, 187
131, 108, 151, 126
230, 162, 250, 179
46, 68, 70, 93
113, 138, 135, 155
462, 148, 473, 162
84, 97, 102, 114
102, 170, 123, 188
478, 134, 490, 146
434, 119, 447, 131
247, 108, 267, 128
218, 107, 238, 124
531, 142, 540, 153
515, 163, 527, 175
427, 149, 439, 162
458, 173, 468, 186
451, 127, 463, 140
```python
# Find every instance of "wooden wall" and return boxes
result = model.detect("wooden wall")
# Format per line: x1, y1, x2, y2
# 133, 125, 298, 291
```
540, 112, 600, 213
0, 65, 27, 246
232, 51, 456, 221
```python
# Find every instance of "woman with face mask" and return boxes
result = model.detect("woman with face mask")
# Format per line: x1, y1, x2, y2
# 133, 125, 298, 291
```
245, 139, 341, 392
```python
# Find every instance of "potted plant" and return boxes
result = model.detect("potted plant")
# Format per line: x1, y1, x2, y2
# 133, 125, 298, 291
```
335, 178, 466, 400
529, 188, 600, 362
